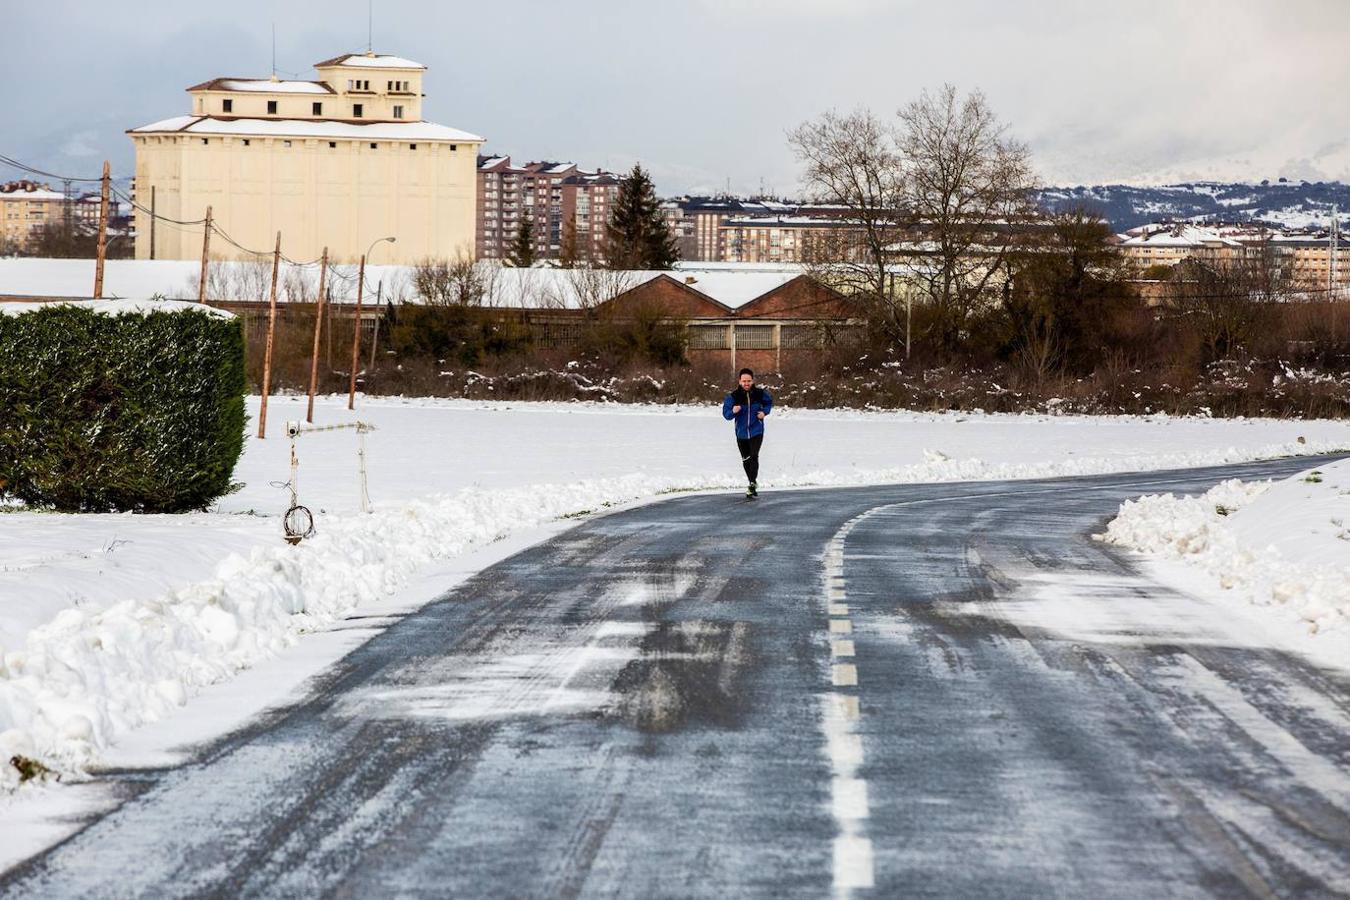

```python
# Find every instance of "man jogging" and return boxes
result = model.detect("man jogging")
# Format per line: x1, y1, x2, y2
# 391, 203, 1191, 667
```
722, 367, 773, 499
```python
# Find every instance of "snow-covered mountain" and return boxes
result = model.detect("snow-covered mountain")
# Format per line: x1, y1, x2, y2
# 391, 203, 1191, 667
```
1036, 180, 1350, 232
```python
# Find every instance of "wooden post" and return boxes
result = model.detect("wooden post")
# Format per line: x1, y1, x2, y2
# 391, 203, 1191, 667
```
93, 161, 110, 299
149, 185, 157, 261
348, 254, 366, 410
307, 247, 328, 423
258, 232, 282, 439
368, 281, 382, 369
326, 285, 333, 369
197, 206, 213, 303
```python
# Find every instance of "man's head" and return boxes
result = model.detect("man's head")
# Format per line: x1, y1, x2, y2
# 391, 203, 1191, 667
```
738, 368, 754, 391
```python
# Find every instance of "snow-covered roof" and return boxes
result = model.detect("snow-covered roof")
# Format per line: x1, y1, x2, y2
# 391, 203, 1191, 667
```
0, 259, 809, 314
0, 298, 234, 318
129, 115, 484, 143
1118, 225, 1245, 248
480, 267, 807, 312
0, 188, 66, 201
670, 270, 802, 309
216, 79, 333, 94
314, 53, 425, 70
725, 215, 861, 227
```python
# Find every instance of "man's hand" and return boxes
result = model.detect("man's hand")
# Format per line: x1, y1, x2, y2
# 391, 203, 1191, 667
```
756, 412, 765, 420
732, 405, 742, 414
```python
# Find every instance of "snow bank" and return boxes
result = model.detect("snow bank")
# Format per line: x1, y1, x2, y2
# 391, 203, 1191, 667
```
1099, 460, 1350, 649
0, 298, 233, 318
0, 475, 659, 790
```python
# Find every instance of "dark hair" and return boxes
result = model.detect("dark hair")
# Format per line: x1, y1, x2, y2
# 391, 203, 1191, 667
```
738, 368, 754, 378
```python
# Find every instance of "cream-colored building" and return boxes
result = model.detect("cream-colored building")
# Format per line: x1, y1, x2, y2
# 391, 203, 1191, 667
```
128, 52, 483, 264
1, 181, 105, 253
1, 181, 68, 252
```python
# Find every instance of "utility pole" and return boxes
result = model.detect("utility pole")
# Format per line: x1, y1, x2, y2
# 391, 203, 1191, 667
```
349, 253, 366, 410
149, 185, 157, 260
62, 178, 73, 233
368, 281, 382, 369
93, 161, 110, 299
198, 206, 213, 303
307, 247, 328, 423
258, 232, 282, 439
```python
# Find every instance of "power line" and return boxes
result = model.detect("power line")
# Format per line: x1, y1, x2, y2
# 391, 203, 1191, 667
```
0, 153, 106, 184
109, 186, 209, 227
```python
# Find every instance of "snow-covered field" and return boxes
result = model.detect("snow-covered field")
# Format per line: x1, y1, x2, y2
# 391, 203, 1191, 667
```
1099, 458, 1350, 667
2, 395, 1348, 795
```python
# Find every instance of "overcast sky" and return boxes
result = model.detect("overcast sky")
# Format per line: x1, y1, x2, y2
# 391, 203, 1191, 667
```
5, 0, 1348, 195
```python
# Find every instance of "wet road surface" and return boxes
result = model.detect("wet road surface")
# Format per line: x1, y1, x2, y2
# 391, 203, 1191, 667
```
4, 457, 1349, 898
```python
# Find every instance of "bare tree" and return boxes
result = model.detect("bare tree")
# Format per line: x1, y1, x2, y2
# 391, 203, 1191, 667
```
556, 265, 639, 312
1164, 245, 1287, 362
412, 252, 500, 307
186, 257, 273, 302
895, 85, 1037, 351
1002, 205, 1140, 375
788, 108, 907, 314
790, 87, 1036, 354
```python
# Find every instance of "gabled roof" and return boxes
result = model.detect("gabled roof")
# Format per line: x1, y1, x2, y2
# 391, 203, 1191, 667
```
735, 274, 852, 318
606, 274, 734, 316
314, 52, 425, 70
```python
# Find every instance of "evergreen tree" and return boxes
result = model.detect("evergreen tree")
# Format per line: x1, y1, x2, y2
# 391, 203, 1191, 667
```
559, 217, 580, 269
509, 218, 535, 267
605, 164, 678, 270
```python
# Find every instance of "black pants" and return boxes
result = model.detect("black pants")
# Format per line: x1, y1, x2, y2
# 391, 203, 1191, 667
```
736, 434, 763, 483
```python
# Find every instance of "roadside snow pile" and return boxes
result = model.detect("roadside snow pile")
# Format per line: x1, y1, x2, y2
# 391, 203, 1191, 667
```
1099, 460, 1350, 645
0, 475, 658, 791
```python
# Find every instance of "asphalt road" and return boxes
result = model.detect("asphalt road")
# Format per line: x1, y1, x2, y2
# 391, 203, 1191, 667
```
4, 457, 1349, 899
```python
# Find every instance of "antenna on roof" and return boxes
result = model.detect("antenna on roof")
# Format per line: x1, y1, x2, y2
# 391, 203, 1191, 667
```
271, 22, 276, 77
367, 0, 373, 53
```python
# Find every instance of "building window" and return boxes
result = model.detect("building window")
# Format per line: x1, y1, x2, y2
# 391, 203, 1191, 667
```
353, 103, 363, 118
242, 139, 250, 146
283, 140, 292, 148
450, 144, 457, 152
736, 325, 776, 350
223, 98, 233, 113
409, 143, 417, 150
201, 138, 208, 145
370, 142, 378, 149
313, 101, 323, 116
393, 105, 404, 119
267, 100, 277, 115
329, 141, 337, 148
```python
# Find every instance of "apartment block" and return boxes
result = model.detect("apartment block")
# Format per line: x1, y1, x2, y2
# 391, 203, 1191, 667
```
477, 156, 618, 262
0, 181, 105, 253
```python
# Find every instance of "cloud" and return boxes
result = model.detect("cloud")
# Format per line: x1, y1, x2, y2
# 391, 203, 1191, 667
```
59, 131, 100, 158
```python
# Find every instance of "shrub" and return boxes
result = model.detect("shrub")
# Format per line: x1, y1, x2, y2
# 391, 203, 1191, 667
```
0, 303, 246, 512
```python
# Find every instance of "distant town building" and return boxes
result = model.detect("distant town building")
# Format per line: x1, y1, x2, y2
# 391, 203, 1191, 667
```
128, 52, 484, 264
560, 171, 620, 262
0, 180, 105, 253
1120, 221, 1350, 293
662, 197, 861, 263
477, 156, 619, 262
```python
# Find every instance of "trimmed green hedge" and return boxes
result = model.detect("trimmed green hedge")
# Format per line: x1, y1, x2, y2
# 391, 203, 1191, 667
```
0, 304, 246, 512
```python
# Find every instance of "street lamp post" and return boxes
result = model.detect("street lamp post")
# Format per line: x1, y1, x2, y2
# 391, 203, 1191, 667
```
349, 236, 395, 410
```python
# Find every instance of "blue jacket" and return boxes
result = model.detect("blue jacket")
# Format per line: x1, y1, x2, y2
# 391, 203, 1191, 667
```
723, 386, 773, 439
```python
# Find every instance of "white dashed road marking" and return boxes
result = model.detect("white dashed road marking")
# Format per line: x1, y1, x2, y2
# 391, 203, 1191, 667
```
820, 514, 875, 896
